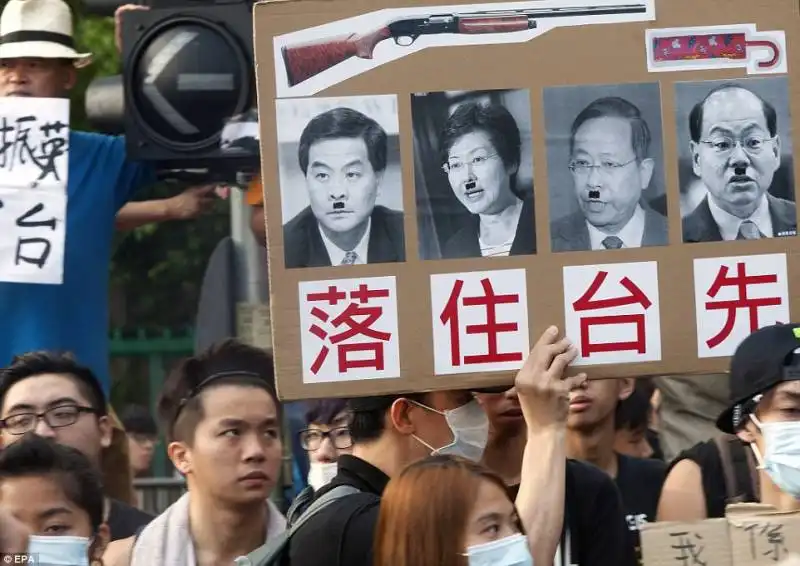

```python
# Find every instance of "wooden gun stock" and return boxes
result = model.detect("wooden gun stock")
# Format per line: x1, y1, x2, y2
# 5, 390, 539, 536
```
282, 27, 392, 87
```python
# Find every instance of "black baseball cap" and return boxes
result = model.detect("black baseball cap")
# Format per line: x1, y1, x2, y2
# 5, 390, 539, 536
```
716, 323, 800, 434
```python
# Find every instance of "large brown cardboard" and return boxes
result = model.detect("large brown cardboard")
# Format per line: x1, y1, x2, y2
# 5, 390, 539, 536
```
254, 0, 800, 400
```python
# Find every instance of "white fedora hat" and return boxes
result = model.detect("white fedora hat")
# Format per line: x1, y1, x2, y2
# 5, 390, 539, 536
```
0, 0, 92, 67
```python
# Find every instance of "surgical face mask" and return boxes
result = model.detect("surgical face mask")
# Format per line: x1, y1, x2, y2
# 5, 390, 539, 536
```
412, 399, 489, 462
463, 533, 533, 566
307, 461, 338, 491
754, 418, 800, 498
28, 534, 91, 566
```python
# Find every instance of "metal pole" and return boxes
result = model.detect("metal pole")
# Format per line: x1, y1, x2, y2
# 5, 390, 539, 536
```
228, 187, 285, 510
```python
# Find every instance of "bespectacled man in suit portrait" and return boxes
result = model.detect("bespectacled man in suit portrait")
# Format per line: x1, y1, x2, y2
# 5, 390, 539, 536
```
682, 84, 796, 242
282, 107, 405, 268
550, 96, 668, 252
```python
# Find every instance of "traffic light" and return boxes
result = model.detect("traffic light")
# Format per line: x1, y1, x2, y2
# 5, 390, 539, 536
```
85, 0, 258, 175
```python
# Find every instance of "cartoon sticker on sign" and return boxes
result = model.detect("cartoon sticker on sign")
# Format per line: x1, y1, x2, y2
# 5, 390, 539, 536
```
0, 97, 69, 285
273, 0, 655, 97
693, 254, 789, 358
298, 276, 401, 383
563, 262, 661, 366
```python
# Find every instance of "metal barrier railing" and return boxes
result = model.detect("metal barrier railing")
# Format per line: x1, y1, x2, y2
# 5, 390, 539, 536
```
133, 476, 187, 516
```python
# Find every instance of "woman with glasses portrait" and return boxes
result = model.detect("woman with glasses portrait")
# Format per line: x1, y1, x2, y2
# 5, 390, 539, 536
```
437, 101, 536, 259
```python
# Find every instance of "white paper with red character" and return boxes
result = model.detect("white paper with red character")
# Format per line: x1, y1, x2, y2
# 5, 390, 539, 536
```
298, 276, 401, 383
563, 261, 662, 366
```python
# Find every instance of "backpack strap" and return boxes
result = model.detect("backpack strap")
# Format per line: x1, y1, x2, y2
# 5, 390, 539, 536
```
285, 486, 316, 527
714, 435, 740, 504
235, 484, 361, 566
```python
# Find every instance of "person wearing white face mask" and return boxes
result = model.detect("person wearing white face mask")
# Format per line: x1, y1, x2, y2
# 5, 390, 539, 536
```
659, 323, 800, 521
372, 326, 590, 566
299, 399, 353, 492
0, 434, 110, 566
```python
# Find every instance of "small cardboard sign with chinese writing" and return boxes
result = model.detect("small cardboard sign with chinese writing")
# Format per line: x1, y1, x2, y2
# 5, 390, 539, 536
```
0, 98, 69, 285
641, 507, 800, 566
254, 0, 800, 399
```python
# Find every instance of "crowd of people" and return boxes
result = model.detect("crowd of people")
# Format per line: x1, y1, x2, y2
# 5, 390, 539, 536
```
0, 0, 798, 565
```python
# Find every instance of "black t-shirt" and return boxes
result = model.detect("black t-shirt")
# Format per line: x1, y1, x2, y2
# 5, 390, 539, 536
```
615, 454, 667, 565
508, 459, 637, 566
668, 438, 758, 519
107, 499, 154, 541
288, 455, 384, 566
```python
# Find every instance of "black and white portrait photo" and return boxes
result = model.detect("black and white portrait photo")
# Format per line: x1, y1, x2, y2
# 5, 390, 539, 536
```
275, 95, 405, 269
675, 77, 796, 243
411, 88, 535, 260
543, 82, 668, 253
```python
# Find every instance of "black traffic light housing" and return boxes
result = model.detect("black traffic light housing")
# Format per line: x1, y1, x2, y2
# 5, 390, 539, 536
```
87, 0, 258, 175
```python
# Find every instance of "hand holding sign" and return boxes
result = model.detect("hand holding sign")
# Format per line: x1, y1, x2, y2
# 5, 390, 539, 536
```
514, 325, 587, 430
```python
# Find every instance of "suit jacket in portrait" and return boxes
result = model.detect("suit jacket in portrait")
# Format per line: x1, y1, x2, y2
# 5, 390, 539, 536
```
441, 197, 537, 259
550, 201, 669, 252
283, 205, 406, 268
682, 193, 797, 243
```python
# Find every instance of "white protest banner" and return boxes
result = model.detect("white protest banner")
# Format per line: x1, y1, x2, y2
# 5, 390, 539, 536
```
0, 97, 70, 285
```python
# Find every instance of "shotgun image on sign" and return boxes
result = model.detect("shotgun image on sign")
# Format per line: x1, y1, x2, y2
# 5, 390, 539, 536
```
280, 3, 648, 87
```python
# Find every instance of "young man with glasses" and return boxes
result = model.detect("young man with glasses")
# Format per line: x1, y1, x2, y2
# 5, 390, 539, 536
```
299, 399, 353, 491
0, 351, 153, 540
682, 83, 795, 242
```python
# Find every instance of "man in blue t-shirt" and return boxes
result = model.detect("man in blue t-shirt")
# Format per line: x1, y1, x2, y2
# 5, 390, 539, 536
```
0, 0, 217, 394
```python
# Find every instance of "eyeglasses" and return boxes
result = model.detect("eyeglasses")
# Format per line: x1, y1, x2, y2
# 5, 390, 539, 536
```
299, 426, 352, 452
442, 153, 499, 175
0, 405, 97, 436
568, 158, 637, 176
699, 135, 776, 156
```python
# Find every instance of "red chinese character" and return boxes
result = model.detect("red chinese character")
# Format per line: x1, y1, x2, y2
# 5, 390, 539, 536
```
306, 283, 391, 374
572, 271, 652, 356
440, 278, 524, 366
704, 262, 782, 349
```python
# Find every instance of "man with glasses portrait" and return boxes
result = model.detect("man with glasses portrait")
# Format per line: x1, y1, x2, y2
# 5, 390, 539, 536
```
550, 96, 668, 252
682, 84, 796, 242
0, 352, 152, 540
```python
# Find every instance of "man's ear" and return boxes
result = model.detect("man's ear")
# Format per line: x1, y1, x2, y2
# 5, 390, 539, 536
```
618, 378, 635, 402
388, 398, 418, 436
690, 141, 702, 177
98, 416, 113, 449
637, 158, 655, 190
167, 441, 192, 476
736, 420, 759, 445
63, 64, 77, 92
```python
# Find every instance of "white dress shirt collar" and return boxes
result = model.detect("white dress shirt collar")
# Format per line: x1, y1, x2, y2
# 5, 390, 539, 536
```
586, 204, 646, 250
318, 218, 372, 265
707, 194, 773, 240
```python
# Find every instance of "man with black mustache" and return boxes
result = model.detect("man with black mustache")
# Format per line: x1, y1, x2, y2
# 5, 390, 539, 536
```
550, 96, 668, 252
682, 84, 796, 242
282, 107, 405, 268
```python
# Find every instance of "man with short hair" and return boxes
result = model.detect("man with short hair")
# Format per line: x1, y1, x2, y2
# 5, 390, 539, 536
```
659, 324, 800, 521
565, 377, 666, 564
551, 96, 668, 252
104, 340, 286, 566
0, 351, 153, 540
682, 83, 796, 242
0, 0, 216, 394
283, 107, 405, 268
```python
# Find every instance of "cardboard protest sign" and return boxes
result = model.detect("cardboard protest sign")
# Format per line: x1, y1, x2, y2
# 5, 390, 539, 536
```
641, 507, 800, 566
254, 0, 800, 400
0, 97, 69, 285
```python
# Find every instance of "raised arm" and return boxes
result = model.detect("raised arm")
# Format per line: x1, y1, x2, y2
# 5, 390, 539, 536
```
514, 325, 586, 565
